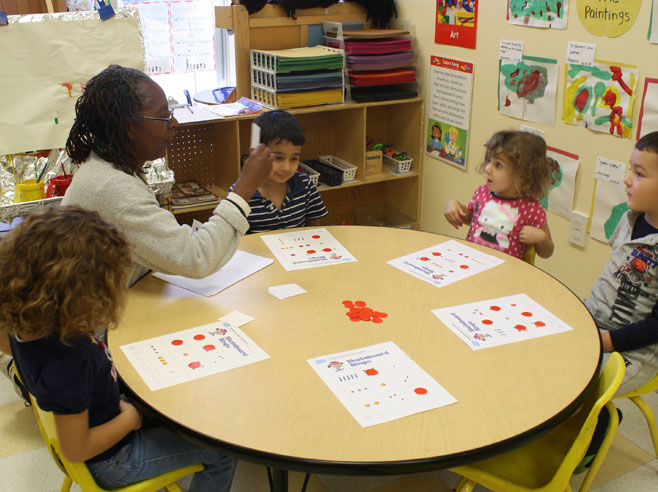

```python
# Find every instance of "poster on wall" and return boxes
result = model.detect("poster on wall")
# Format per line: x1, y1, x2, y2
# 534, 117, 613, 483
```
498, 55, 558, 125
576, 0, 641, 37
507, 0, 569, 29
427, 56, 474, 170
562, 60, 638, 139
651, 0, 658, 43
118, 0, 216, 75
541, 146, 579, 219
637, 78, 658, 140
435, 0, 478, 49
590, 157, 629, 243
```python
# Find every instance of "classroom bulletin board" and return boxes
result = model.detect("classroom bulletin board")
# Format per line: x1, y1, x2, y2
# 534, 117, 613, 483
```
0, 9, 145, 155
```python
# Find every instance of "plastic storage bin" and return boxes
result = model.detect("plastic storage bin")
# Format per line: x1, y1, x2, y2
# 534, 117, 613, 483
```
382, 154, 412, 174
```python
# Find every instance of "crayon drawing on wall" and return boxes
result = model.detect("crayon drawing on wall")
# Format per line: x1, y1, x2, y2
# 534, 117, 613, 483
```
498, 55, 558, 125
637, 78, 658, 139
541, 146, 579, 220
590, 157, 628, 243
562, 61, 638, 139
507, 0, 568, 29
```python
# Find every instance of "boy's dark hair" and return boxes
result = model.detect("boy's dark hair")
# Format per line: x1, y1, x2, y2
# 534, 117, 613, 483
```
636, 131, 658, 154
254, 110, 305, 146
66, 65, 152, 175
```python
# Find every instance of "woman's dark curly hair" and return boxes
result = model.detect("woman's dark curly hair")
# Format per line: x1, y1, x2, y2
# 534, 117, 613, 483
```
66, 65, 152, 175
0, 206, 132, 345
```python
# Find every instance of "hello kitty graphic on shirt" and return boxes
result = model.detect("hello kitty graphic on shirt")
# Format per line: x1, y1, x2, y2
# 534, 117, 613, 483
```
472, 201, 519, 250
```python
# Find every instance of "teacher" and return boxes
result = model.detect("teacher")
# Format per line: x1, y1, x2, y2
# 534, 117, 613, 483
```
62, 65, 273, 286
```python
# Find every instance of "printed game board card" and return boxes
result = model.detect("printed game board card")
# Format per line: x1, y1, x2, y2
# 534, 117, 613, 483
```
308, 341, 457, 427
260, 228, 356, 271
387, 240, 504, 289
153, 250, 273, 297
431, 293, 574, 350
120, 321, 270, 391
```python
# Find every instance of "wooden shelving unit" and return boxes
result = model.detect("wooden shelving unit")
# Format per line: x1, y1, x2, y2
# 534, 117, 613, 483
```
166, 5, 424, 229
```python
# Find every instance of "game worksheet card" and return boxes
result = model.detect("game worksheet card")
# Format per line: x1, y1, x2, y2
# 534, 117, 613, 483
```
308, 341, 457, 427
120, 321, 270, 390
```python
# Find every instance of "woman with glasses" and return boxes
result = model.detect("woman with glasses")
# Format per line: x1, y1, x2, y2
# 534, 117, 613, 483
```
62, 64, 274, 286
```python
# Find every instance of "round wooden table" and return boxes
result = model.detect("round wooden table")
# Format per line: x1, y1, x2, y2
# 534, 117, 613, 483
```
109, 226, 601, 490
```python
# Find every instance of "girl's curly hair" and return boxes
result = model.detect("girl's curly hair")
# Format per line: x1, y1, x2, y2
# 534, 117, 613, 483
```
0, 206, 132, 344
478, 131, 550, 200
66, 65, 151, 175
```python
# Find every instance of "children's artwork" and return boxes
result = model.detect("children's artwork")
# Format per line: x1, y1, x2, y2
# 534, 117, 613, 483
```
435, 0, 479, 49
427, 56, 474, 169
576, 0, 641, 38
507, 0, 569, 29
590, 157, 629, 243
562, 61, 638, 138
498, 55, 559, 125
541, 146, 579, 219
0, 10, 144, 155
637, 78, 658, 140
432, 294, 574, 350
307, 341, 457, 427
120, 321, 270, 391
153, 250, 273, 297
651, 0, 658, 43
386, 239, 504, 289
260, 228, 356, 271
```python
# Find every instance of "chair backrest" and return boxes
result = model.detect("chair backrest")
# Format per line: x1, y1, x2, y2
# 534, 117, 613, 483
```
29, 394, 108, 492
552, 352, 625, 484
521, 244, 536, 265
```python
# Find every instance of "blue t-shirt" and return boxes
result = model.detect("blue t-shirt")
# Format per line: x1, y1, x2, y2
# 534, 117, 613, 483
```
10, 334, 134, 462
234, 172, 328, 234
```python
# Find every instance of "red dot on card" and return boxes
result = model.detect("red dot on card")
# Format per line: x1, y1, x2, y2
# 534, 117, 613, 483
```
355, 301, 366, 307
299, 245, 304, 247
420, 257, 429, 261
490, 305, 501, 311
312, 235, 320, 239
515, 324, 527, 331
414, 387, 428, 395
482, 319, 493, 325
188, 361, 201, 369
432, 252, 441, 256
460, 264, 469, 269
372, 317, 383, 323
323, 248, 332, 252
171, 339, 183, 346
365, 368, 378, 376
535, 321, 546, 327
290, 253, 296, 256
521, 311, 533, 317
203, 345, 215, 351
307, 250, 316, 254
193, 334, 205, 340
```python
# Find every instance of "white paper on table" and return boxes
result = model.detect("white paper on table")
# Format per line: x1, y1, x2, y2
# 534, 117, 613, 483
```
307, 341, 457, 427
431, 293, 573, 350
120, 321, 270, 391
219, 310, 254, 327
260, 228, 356, 271
268, 283, 307, 299
387, 240, 504, 289
153, 250, 273, 296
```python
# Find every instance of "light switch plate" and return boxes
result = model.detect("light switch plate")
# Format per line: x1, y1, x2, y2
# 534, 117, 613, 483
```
569, 212, 588, 247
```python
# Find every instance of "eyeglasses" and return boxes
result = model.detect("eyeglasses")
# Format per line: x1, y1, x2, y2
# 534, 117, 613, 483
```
135, 109, 175, 125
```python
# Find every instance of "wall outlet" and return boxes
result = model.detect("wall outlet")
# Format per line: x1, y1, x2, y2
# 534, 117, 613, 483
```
569, 212, 589, 247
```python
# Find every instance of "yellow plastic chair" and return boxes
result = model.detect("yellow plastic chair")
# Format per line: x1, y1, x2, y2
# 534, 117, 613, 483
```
522, 244, 536, 265
450, 352, 625, 492
27, 391, 204, 492
614, 371, 658, 458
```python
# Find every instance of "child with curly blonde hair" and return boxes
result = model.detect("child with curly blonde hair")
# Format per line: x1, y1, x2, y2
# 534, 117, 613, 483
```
0, 206, 236, 491
444, 130, 554, 259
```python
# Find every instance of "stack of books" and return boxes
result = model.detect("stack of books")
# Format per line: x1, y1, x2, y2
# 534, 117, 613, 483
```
169, 180, 220, 210
250, 46, 345, 109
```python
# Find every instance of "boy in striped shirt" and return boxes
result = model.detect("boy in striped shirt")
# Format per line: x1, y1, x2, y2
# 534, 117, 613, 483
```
234, 110, 328, 233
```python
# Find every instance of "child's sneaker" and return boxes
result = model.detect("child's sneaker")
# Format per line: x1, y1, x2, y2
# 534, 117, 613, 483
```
574, 406, 623, 474
0, 353, 31, 406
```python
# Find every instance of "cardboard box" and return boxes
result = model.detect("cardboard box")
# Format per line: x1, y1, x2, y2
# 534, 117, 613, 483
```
365, 150, 383, 176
